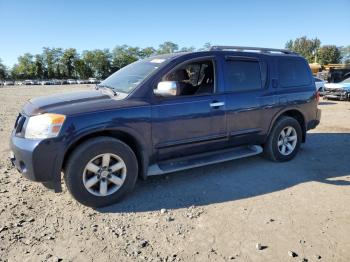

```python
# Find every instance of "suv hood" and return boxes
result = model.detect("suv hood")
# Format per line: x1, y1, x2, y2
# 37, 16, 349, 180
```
22, 90, 130, 116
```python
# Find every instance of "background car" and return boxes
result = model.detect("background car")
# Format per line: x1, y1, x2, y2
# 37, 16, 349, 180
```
40, 80, 53, 85
88, 77, 100, 84
314, 77, 326, 95
324, 77, 350, 101
3, 80, 15, 86
67, 79, 77, 84
77, 79, 87, 84
23, 80, 35, 85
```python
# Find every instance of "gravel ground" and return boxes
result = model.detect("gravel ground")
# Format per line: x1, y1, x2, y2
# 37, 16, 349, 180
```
0, 85, 350, 262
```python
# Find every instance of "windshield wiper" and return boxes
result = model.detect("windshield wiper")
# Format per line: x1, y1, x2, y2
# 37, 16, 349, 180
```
96, 84, 119, 96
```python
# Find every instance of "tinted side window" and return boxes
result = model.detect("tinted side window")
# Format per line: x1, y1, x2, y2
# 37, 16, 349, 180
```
161, 60, 214, 96
225, 60, 262, 91
278, 58, 311, 88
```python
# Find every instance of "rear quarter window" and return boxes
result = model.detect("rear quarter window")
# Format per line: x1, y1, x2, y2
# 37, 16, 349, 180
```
224, 60, 262, 92
278, 58, 311, 88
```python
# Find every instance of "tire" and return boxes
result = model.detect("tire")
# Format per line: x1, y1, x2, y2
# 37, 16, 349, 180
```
64, 137, 138, 207
263, 116, 302, 162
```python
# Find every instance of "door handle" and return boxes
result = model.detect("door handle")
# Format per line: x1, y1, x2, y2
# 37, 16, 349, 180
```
210, 102, 225, 108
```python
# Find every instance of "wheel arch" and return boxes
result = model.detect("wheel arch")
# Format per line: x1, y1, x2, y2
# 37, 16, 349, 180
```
62, 128, 148, 180
268, 108, 307, 142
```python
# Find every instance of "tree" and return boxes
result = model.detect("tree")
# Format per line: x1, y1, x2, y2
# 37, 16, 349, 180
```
139, 47, 156, 59
317, 45, 341, 65
340, 45, 350, 64
74, 59, 92, 79
180, 46, 196, 52
285, 36, 321, 63
14, 53, 35, 79
285, 40, 293, 50
111, 45, 139, 71
198, 42, 212, 51
34, 54, 44, 79
83, 49, 111, 79
157, 41, 179, 54
61, 48, 79, 78
0, 59, 7, 80
42, 47, 63, 78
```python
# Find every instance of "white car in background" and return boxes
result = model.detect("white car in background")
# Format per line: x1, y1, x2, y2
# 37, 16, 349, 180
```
23, 80, 35, 85
67, 79, 77, 84
88, 77, 100, 84
324, 77, 350, 101
3, 80, 15, 86
77, 79, 88, 84
40, 80, 54, 85
314, 77, 326, 95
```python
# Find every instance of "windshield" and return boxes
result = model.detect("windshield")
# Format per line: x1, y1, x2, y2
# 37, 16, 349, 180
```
341, 77, 350, 83
100, 58, 167, 94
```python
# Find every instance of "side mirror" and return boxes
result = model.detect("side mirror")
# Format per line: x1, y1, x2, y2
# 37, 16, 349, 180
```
154, 81, 180, 97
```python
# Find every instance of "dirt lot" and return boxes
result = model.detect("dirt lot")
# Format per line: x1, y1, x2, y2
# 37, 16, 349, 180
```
0, 85, 349, 262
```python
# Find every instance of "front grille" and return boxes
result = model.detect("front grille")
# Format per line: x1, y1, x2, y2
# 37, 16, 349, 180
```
325, 88, 344, 93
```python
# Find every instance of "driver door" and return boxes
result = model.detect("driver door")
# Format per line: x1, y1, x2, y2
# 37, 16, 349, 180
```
151, 58, 227, 161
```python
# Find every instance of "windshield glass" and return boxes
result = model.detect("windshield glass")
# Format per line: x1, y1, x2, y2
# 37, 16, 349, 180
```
100, 58, 167, 93
341, 77, 350, 83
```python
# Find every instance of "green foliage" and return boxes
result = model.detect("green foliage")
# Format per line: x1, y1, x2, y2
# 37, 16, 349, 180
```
9, 40, 344, 81
83, 49, 111, 79
112, 45, 139, 71
340, 45, 350, 64
197, 42, 212, 51
139, 47, 156, 59
74, 59, 92, 79
317, 45, 341, 65
0, 59, 7, 80
43, 47, 64, 79
12, 53, 36, 79
34, 54, 44, 79
61, 48, 79, 78
5, 41, 213, 80
157, 41, 179, 54
285, 36, 321, 63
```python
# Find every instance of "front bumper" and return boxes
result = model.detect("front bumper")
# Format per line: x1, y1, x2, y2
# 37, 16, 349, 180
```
9, 132, 63, 192
324, 92, 349, 100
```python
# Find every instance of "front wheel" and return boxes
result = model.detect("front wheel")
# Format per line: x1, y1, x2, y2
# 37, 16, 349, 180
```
263, 116, 302, 162
64, 137, 138, 207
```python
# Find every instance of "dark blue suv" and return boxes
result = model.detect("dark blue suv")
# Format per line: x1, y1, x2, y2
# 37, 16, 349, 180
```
10, 46, 321, 207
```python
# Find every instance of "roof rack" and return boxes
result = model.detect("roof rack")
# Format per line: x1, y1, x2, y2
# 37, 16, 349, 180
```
209, 46, 295, 55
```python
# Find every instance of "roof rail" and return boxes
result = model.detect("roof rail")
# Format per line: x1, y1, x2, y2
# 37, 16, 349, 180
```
210, 46, 295, 55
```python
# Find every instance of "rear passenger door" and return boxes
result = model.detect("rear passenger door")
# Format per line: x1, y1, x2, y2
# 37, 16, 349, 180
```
223, 55, 274, 145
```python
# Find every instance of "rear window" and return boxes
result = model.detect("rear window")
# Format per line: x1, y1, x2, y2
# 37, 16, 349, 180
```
278, 58, 311, 88
224, 60, 262, 91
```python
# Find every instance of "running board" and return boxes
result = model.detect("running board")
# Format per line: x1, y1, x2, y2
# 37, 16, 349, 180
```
147, 145, 263, 176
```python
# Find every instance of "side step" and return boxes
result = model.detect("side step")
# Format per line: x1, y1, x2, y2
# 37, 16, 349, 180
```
147, 145, 263, 176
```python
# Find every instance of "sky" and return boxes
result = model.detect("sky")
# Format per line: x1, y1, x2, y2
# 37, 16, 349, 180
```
0, 0, 349, 67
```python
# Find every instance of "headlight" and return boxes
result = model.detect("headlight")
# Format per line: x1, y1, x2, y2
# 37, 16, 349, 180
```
25, 113, 66, 139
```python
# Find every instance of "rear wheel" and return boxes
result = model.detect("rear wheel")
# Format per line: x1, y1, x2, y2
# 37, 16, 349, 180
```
64, 137, 138, 207
263, 116, 302, 162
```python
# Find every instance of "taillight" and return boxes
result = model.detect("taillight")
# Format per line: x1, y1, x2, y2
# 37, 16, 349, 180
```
316, 91, 320, 103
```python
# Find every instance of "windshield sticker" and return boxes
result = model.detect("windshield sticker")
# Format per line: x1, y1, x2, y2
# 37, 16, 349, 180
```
150, 59, 166, 64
